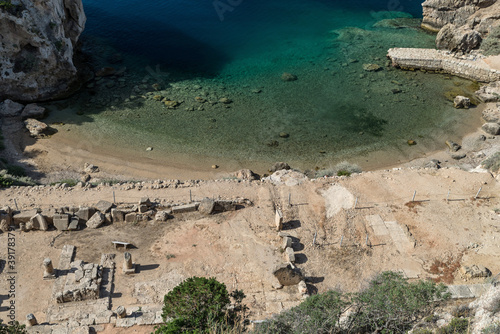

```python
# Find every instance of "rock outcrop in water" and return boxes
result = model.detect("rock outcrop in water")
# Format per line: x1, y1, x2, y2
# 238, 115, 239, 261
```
0, 0, 86, 102
422, 0, 500, 53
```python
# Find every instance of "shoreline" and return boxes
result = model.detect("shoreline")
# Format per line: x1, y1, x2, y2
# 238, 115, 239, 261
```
1, 100, 494, 184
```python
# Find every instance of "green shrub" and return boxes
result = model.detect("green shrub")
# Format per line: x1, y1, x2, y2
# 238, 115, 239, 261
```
254, 271, 449, 334
253, 290, 350, 334
0, 175, 13, 188
482, 152, 500, 173
0, 0, 14, 9
0, 319, 27, 334
50, 179, 78, 187
351, 271, 450, 333
6, 165, 26, 177
155, 277, 247, 334
413, 329, 434, 334
481, 26, 500, 56
451, 304, 472, 318
482, 323, 500, 334
437, 318, 469, 334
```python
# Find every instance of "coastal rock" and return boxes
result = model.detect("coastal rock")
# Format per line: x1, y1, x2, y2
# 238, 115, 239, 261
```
21, 104, 46, 119
454, 95, 471, 109
436, 24, 482, 53
0, 100, 24, 117
445, 140, 462, 152
281, 72, 298, 82
232, 169, 259, 181
24, 118, 49, 137
269, 162, 291, 173
0, 0, 86, 102
423, 0, 499, 52
476, 82, 500, 103
482, 106, 500, 123
482, 122, 500, 135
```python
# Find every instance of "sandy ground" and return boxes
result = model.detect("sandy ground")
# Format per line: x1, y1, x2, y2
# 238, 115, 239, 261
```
0, 167, 499, 332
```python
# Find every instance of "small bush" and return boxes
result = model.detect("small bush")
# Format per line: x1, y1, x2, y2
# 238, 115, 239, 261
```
483, 323, 500, 334
482, 152, 500, 173
50, 179, 78, 187
0, 319, 27, 334
413, 329, 434, 334
6, 165, 26, 177
437, 318, 470, 334
481, 26, 500, 56
155, 277, 247, 334
0, 175, 13, 188
451, 304, 472, 318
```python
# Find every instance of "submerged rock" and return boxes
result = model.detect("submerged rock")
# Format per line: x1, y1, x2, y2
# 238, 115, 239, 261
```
454, 95, 471, 109
281, 72, 298, 82
363, 63, 381, 72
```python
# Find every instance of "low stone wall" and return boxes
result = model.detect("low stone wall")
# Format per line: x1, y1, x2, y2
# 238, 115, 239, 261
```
387, 48, 500, 83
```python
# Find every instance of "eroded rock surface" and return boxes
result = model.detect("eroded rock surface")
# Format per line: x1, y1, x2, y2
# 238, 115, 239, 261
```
0, 0, 86, 102
422, 0, 500, 52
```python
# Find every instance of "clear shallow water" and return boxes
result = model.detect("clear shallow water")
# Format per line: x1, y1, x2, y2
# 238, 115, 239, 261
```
44, 0, 480, 172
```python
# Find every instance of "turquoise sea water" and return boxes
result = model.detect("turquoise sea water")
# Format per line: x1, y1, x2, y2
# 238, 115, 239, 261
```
44, 0, 480, 172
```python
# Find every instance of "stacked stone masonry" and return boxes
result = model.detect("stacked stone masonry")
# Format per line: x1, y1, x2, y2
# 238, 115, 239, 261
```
387, 48, 500, 83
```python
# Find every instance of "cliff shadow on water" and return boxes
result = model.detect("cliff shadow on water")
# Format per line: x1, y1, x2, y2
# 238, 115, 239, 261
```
36, 0, 483, 173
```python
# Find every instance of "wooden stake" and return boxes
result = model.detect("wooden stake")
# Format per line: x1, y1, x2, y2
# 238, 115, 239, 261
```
113, 191, 116, 204
354, 197, 358, 209
190, 190, 192, 202
14, 199, 19, 211
340, 235, 344, 248
446, 190, 450, 203
412, 190, 416, 202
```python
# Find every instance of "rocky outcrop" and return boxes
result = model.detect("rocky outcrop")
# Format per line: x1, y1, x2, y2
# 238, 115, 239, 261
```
0, 0, 86, 102
422, 0, 500, 53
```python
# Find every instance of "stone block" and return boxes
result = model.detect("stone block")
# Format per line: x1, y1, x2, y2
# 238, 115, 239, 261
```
171, 202, 200, 214
68, 216, 80, 230
275, 209, 283, 231
198, 198, 215, 215
75, 207, 95, 221
125, 212, 137, 223
86, 212, 105, 229
285, 247, 295, 263
53, 214, 70, 231
111, 208, 125, 222
13, 209, 40, 225
95, 200, 113, 213
155, 211, 170, 221
282, 236, 292, 250
138, 204, 149, 213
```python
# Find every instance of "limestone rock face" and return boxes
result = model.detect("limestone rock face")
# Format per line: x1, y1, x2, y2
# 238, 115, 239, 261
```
0, 0, 86, 102
436, 24, 482, 52
422, 0, 499, 52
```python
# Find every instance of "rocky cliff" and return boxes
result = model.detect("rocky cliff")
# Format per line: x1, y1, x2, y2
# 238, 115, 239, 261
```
422, 0, 500, 53
0, 0, 86, 102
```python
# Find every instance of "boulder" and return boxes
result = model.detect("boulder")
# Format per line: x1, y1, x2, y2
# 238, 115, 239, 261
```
281, 72, 297, 82
269, 162, 291, 173
0, 219, 9, 232
0, 0, 86, 102
86, 212, 105, 229
363, 63, 381, 72
84, 163, 99, 173
454, 96, 471, 109
198, 198, 215, 215
273, 265, 304, 286
460, 264, 491, 279
0, 99, 24, 117
445, 140, 462, 152
482, 122, 500, 135
24, 118, 49, 137
21, 104, 46, 119
232, 169, 259, 180
155, 211, 170, 221
436, 24, 482, 53
482, 106, 500, 123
